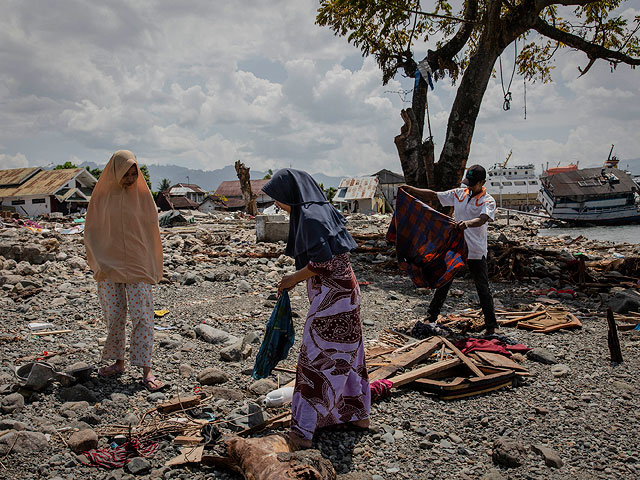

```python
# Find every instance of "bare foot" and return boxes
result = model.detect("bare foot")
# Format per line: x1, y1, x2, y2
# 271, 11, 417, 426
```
352, 419, 370, 429
287, 431, 312, 450
98, 362, 125, 377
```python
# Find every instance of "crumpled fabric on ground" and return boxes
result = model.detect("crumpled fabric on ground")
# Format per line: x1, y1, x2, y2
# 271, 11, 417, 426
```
455, 338, 530, 357
252, 291, 295, 379
410, 321, 454, 339
387, 189, 467, 289
83, 440, 159, 469
370, 379, 393, 402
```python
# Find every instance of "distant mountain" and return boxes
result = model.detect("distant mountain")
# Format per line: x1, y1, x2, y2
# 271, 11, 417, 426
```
78, 162, 344, 191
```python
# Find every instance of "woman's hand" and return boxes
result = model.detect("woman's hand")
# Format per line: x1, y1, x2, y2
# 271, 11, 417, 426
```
277, 274, 298, 296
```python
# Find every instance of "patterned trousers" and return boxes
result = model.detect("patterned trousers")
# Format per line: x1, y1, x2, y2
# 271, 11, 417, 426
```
97, 281, 154, 368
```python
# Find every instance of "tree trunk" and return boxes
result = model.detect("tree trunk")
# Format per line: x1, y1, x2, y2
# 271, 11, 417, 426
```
394, 76, 434, 188
433, 41, 502, 190
235, 160, 258, 215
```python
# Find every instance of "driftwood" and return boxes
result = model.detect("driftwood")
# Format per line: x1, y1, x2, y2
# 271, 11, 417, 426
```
234, 160, 258, 215
226, 435, 336, 480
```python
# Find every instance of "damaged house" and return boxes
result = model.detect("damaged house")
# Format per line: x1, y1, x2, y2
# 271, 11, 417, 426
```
156, 183, 205, 211
0, 167, 97, 216
212, 179, 274, 212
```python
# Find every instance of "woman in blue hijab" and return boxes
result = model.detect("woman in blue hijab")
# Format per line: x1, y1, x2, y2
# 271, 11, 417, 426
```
262, 169, 370, 450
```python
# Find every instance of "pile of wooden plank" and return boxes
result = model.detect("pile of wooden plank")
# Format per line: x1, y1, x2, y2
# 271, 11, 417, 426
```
496, 304, 582, 333
366, 335, 525, 401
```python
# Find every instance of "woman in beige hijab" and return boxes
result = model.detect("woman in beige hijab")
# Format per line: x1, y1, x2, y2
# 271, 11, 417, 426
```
85, 150, 165, 391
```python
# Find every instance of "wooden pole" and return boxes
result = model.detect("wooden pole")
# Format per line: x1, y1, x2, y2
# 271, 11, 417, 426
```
607, 307, 623, 364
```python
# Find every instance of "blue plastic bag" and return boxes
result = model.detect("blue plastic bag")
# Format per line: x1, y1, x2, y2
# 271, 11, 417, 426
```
252, 291, 295, 379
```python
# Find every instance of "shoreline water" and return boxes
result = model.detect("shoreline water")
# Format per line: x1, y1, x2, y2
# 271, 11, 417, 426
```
539, 224, 640, 245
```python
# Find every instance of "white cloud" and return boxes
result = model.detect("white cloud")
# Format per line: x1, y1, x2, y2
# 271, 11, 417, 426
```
0, 0, 639, 178
0, 153, 29, 169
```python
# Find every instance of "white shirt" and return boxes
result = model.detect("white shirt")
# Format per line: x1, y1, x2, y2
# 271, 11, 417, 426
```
437, 188, 496, 260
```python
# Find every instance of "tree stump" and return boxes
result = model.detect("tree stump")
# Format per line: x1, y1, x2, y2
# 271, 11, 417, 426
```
235, 160, 258, 216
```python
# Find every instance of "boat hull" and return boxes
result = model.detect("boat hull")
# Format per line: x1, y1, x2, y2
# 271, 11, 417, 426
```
537, 188, 640, 225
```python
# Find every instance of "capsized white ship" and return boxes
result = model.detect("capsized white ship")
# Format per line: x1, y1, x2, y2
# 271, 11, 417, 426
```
486, 152, 540, 209
537, 147, 640, 225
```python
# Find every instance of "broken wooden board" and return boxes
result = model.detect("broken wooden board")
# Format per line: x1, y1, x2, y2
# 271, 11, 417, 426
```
387, 357, 461, 388
414, 370, 516, 400
157, 394, 202, 414
498, 311, 545, 327
439, 336, 485, 377
368, 336, 442, 381
174, 435, 203, 445
518, 310, 582, 333
471, 351, 528, 372
166, 445, 205, 466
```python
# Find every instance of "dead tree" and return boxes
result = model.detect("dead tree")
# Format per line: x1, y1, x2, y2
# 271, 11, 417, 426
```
235, 160, 258, 216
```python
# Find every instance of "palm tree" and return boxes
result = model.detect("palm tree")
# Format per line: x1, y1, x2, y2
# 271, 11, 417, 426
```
158, 178, 171, 192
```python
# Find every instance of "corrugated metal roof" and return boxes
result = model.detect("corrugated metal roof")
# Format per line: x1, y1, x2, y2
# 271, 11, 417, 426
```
0, 167, 41, 187
0, 168, 88, 197
543, 167, 637, 198
214, 179, 270, 198
171, 183, 205, 193
373, 169, 405, 184
336, 176, 379, 200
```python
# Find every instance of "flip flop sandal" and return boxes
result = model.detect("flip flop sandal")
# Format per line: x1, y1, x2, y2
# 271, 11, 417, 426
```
142, 376, 168, 392
98, 365, 125, 378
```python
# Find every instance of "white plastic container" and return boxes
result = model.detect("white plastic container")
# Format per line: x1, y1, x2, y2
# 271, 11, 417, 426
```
262, 386, 294, 407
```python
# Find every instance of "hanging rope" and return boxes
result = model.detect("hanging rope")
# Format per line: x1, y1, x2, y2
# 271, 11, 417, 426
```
425, 86, 433, 140
499, 40, 517, 111
523, 77, 527, 120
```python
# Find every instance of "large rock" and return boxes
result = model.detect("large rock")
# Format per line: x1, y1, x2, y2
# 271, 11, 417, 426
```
68, 429, 98, 453
492, 437, 527, 468
66, 256, 88, 270
126, 457, 151, 474
220, 341, 252, 362
197, 367, 229, 386
249, 379, 277, 396
532, 444, 563, 468
0, 431, 48, 454
194, 325, 238, 345
527, 348, 558, 365
608, 289, 640, 314
228, 403, 268, 431
60, 385, 98, 403
1, 392, 25, 413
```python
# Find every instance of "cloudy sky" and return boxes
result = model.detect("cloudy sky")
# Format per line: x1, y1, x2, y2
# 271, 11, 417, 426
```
1, 0, 640, 177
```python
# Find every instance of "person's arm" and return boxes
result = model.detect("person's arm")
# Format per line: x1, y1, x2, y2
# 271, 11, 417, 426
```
457, 214, 491, 230
277, 266, 317, 296
400, 185, 439, 204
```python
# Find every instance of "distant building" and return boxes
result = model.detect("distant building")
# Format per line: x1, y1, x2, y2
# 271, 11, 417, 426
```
0, 167, 97, 216
373, 169, 405, 211
198, 194, 228, 213
213, 179, 273, 212
156, 183, 204, 211
334, 176, 387, 214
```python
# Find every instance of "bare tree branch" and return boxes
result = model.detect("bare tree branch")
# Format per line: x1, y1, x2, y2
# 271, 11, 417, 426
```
537, 0, 600, 8
425, 0, 479, 73
379, 0, 478, 24
533, 17, 640, 66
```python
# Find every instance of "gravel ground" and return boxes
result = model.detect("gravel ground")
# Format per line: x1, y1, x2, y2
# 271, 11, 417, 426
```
1, 217, 639, 480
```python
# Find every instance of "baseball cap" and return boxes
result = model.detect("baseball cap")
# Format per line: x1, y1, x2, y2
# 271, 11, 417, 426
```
462, 165, 486, 186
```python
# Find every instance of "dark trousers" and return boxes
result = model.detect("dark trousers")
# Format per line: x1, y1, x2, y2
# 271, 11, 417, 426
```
427, 256, 498, 328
